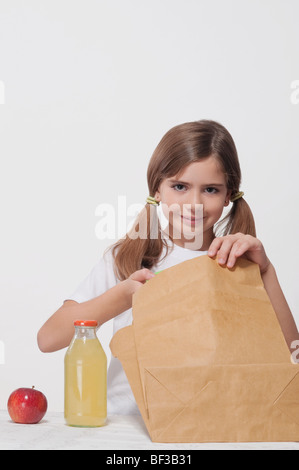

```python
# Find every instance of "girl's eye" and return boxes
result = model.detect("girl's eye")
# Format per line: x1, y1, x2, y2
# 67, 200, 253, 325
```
205, 187, 219, 194
173, 184, 187, 192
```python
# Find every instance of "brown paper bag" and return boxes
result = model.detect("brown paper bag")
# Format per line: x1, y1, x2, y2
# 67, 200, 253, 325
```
110, 255, 299, 442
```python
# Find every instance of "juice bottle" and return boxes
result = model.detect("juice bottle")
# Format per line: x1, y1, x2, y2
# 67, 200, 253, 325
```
64, 320, 107, 427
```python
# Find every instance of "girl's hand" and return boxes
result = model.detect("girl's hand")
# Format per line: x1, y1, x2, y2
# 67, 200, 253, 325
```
208, 233, 271, 274
124, 268, 155, 298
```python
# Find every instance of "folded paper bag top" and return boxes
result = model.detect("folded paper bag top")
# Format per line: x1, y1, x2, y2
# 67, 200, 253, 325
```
132, 255, 290, 369
110, 255, 299, 442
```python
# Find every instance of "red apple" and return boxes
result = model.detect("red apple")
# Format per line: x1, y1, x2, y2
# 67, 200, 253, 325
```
7, 386, 48, 424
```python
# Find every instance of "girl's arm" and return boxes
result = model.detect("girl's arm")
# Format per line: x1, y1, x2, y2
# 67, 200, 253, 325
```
37, 268, 155, 353
208, 233, 299, 352
261, 262, 299, 351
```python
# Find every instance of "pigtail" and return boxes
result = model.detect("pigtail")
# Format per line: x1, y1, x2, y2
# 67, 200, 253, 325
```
215, 197, 256, 237
108, 203, 168, 281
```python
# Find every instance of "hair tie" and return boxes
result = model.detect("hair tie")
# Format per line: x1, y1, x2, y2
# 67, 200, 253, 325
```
230, 191, 244, 202
146, 196, 160, 206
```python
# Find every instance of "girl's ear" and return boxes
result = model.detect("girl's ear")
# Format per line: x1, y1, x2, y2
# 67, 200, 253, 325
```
154, 190, 161, 202
224, 190, 232, 207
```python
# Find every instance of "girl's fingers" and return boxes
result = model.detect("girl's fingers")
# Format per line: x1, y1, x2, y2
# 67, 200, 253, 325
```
209, 234, 267, 271
226, 240, 247, 268
216, 237, 236, 265
208, 237, 224, 257
208, 234, 247, 268
130, 268, 155, 282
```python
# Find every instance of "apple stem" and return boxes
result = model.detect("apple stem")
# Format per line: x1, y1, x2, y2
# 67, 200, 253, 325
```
32, 386, 35, 389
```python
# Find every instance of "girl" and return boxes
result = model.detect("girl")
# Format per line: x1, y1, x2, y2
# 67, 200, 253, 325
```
37, 120, 298, 415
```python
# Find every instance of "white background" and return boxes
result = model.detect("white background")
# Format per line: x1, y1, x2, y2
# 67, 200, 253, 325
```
0, 0, 298, 412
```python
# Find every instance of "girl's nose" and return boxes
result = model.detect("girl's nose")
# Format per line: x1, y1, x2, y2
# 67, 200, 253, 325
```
184, 192, 203, 217
190, 190, 202, 206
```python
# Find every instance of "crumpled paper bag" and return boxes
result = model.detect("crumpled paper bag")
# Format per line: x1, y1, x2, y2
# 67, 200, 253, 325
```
110, 255, 299, 442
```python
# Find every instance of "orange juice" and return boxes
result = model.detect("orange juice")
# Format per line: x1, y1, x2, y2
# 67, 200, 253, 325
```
64, 320, 107, 427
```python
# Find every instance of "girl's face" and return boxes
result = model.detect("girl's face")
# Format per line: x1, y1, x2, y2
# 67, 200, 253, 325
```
154, 157, 231, 250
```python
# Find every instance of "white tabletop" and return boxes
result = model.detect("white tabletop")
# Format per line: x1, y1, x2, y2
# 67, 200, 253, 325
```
1, 411, 299, 450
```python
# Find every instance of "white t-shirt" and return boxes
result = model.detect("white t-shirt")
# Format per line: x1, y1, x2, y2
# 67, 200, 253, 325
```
66, 237, 208, 415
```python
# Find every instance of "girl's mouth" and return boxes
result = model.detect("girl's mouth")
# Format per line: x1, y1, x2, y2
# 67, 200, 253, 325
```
181, 215, 204, 226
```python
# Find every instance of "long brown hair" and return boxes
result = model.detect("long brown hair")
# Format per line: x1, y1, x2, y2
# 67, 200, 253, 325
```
108, 120, 256, 281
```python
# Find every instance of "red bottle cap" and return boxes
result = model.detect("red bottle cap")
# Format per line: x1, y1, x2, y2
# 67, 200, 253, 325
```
74, 320, 98, 327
